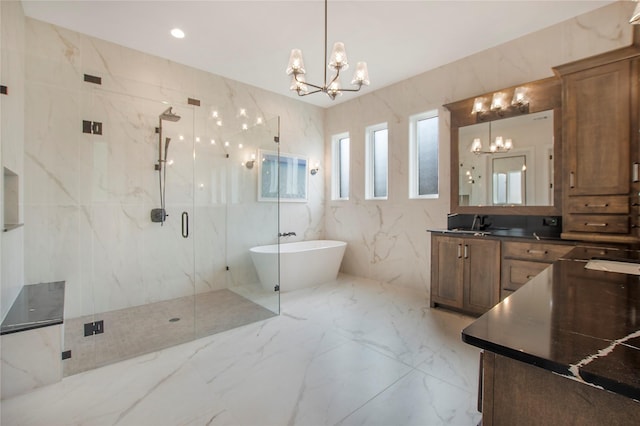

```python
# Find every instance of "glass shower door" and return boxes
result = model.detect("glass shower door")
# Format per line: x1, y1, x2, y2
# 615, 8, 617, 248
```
67, 87, 197, 375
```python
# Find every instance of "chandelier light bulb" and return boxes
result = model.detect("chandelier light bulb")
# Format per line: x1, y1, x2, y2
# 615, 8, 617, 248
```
290, 74, 308, 94
471, 138, 482, 153
504, 138, 513, 150
329, 42, 349, 70
351, 62, 370, 86
327, 80, 342, 99
286, 49, 306, 75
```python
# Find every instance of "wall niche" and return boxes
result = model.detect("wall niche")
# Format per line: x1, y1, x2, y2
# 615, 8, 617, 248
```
3, 167, 21, 231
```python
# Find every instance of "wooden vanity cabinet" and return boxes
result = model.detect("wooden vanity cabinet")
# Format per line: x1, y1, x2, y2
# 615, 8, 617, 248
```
430, 234, 500, 315
500, 241, 573, 300
555, 49, 640, 244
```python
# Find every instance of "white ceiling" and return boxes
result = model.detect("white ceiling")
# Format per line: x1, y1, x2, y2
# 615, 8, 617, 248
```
21, 0, 615, 108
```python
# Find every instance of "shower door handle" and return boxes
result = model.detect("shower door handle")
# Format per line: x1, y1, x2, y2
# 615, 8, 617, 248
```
181, 212, 189, 238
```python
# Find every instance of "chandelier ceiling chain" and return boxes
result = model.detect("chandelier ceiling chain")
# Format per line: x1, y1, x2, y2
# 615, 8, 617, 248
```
286, 0, 370, 100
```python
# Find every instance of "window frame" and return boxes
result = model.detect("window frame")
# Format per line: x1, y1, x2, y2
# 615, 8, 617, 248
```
409, 110, 439, 199
331, 132, 350, 201
365, 122, 389, 200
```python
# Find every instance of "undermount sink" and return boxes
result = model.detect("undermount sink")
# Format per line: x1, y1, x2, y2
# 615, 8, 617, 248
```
585, 259, 640, 276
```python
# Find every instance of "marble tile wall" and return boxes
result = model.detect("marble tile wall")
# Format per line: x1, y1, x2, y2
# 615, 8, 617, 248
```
0, 325, 62, 399
22, 17, 324, 320
1, 0, 26, 321
324, 1, 636, 291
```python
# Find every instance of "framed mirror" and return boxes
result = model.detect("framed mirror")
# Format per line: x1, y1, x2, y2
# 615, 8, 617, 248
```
445, 77, 562, 215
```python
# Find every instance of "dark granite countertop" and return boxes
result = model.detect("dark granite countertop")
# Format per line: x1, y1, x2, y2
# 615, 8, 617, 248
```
427, 228, 565, 241
1, 281, 65, 335
462, 247, 640, 401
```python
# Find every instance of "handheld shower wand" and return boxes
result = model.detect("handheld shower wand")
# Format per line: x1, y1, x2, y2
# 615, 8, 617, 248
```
151, 107, 181, 224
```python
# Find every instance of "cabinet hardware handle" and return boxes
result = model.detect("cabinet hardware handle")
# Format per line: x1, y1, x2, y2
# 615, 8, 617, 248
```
569, 171, 575, 189
526, 249, 548, 255
585, 222, 607, 227
464, 244, 469, 259
477, 352, 484, 413
634, 162, 639, 183
457, 244, 462, 258
584, 203, 608, 208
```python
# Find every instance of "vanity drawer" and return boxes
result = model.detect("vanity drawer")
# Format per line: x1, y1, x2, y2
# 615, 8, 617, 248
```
566, 196, 629, 214
502, 241, 573, 262
564, 215, 629, 234
501, 259, 551, 292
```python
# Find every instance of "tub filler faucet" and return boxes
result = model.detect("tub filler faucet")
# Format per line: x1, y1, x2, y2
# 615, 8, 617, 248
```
279, 232, 296, 237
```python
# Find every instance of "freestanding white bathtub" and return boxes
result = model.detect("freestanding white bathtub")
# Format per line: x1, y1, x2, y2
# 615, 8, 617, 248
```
250, 240, 347, 292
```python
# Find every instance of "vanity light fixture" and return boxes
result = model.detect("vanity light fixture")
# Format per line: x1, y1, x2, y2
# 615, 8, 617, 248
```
286, 0, 370, 100
631, 0, 640, 24
472, 87, 529, 122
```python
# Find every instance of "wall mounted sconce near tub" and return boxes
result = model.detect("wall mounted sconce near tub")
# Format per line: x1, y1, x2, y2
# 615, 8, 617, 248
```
310, 162, 320, 175
472, 86, 529, 122
244, 153, 257, 170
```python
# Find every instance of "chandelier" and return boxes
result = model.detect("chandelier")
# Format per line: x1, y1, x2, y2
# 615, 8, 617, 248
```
470, 136, 513, 155
286, 0, 370, 100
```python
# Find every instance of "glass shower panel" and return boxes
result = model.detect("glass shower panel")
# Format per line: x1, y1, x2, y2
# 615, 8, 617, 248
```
194, 113, 280, 337
73, 87, 197, 374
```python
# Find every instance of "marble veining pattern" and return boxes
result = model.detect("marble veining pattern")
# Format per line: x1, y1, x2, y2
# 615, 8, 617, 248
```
0, 275, 481, 425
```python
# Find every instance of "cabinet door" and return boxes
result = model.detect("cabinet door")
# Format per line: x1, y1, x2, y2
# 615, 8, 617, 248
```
565, 60, 630, 196
431, 235, 464, 309
463, 239, 501, 315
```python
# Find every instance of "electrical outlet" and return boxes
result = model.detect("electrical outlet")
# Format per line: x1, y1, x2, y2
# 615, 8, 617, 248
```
542, 217, 558, 227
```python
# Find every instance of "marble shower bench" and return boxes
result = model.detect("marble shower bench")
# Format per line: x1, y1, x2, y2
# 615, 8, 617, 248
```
1, 281, 65, 399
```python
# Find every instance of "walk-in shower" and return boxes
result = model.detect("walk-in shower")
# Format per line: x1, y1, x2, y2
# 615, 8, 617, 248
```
52, 95, 280, 377
151, 106, 181, 224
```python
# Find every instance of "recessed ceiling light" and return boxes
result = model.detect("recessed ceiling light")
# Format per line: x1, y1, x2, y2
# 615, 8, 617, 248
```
171, 28, 185, 39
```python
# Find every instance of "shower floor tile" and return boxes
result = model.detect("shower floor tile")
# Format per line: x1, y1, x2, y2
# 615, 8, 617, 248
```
1, 274, 481, 426
62, 288, 277, 376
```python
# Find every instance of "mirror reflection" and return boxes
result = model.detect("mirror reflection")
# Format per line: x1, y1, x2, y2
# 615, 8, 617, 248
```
458, 109, 554, 207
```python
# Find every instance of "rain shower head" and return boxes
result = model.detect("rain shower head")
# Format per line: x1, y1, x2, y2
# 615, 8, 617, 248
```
160, 107, 181, 122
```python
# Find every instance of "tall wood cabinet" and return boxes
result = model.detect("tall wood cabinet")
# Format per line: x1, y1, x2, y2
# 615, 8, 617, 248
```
554, 44, 640, 244
430, 234, 500, 315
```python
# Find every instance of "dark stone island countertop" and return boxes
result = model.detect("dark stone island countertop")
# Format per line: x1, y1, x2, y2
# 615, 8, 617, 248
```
462, 246, 640, 401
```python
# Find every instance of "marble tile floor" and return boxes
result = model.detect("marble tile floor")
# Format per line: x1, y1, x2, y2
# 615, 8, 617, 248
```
1, 274, 482, 426
63, 288, 278, 376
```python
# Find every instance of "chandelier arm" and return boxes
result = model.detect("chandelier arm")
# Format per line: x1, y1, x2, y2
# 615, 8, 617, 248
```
327, 67, 341, 88
296, 88, 323, 97
338, 85, 364, 93
293, 73, 325, 91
